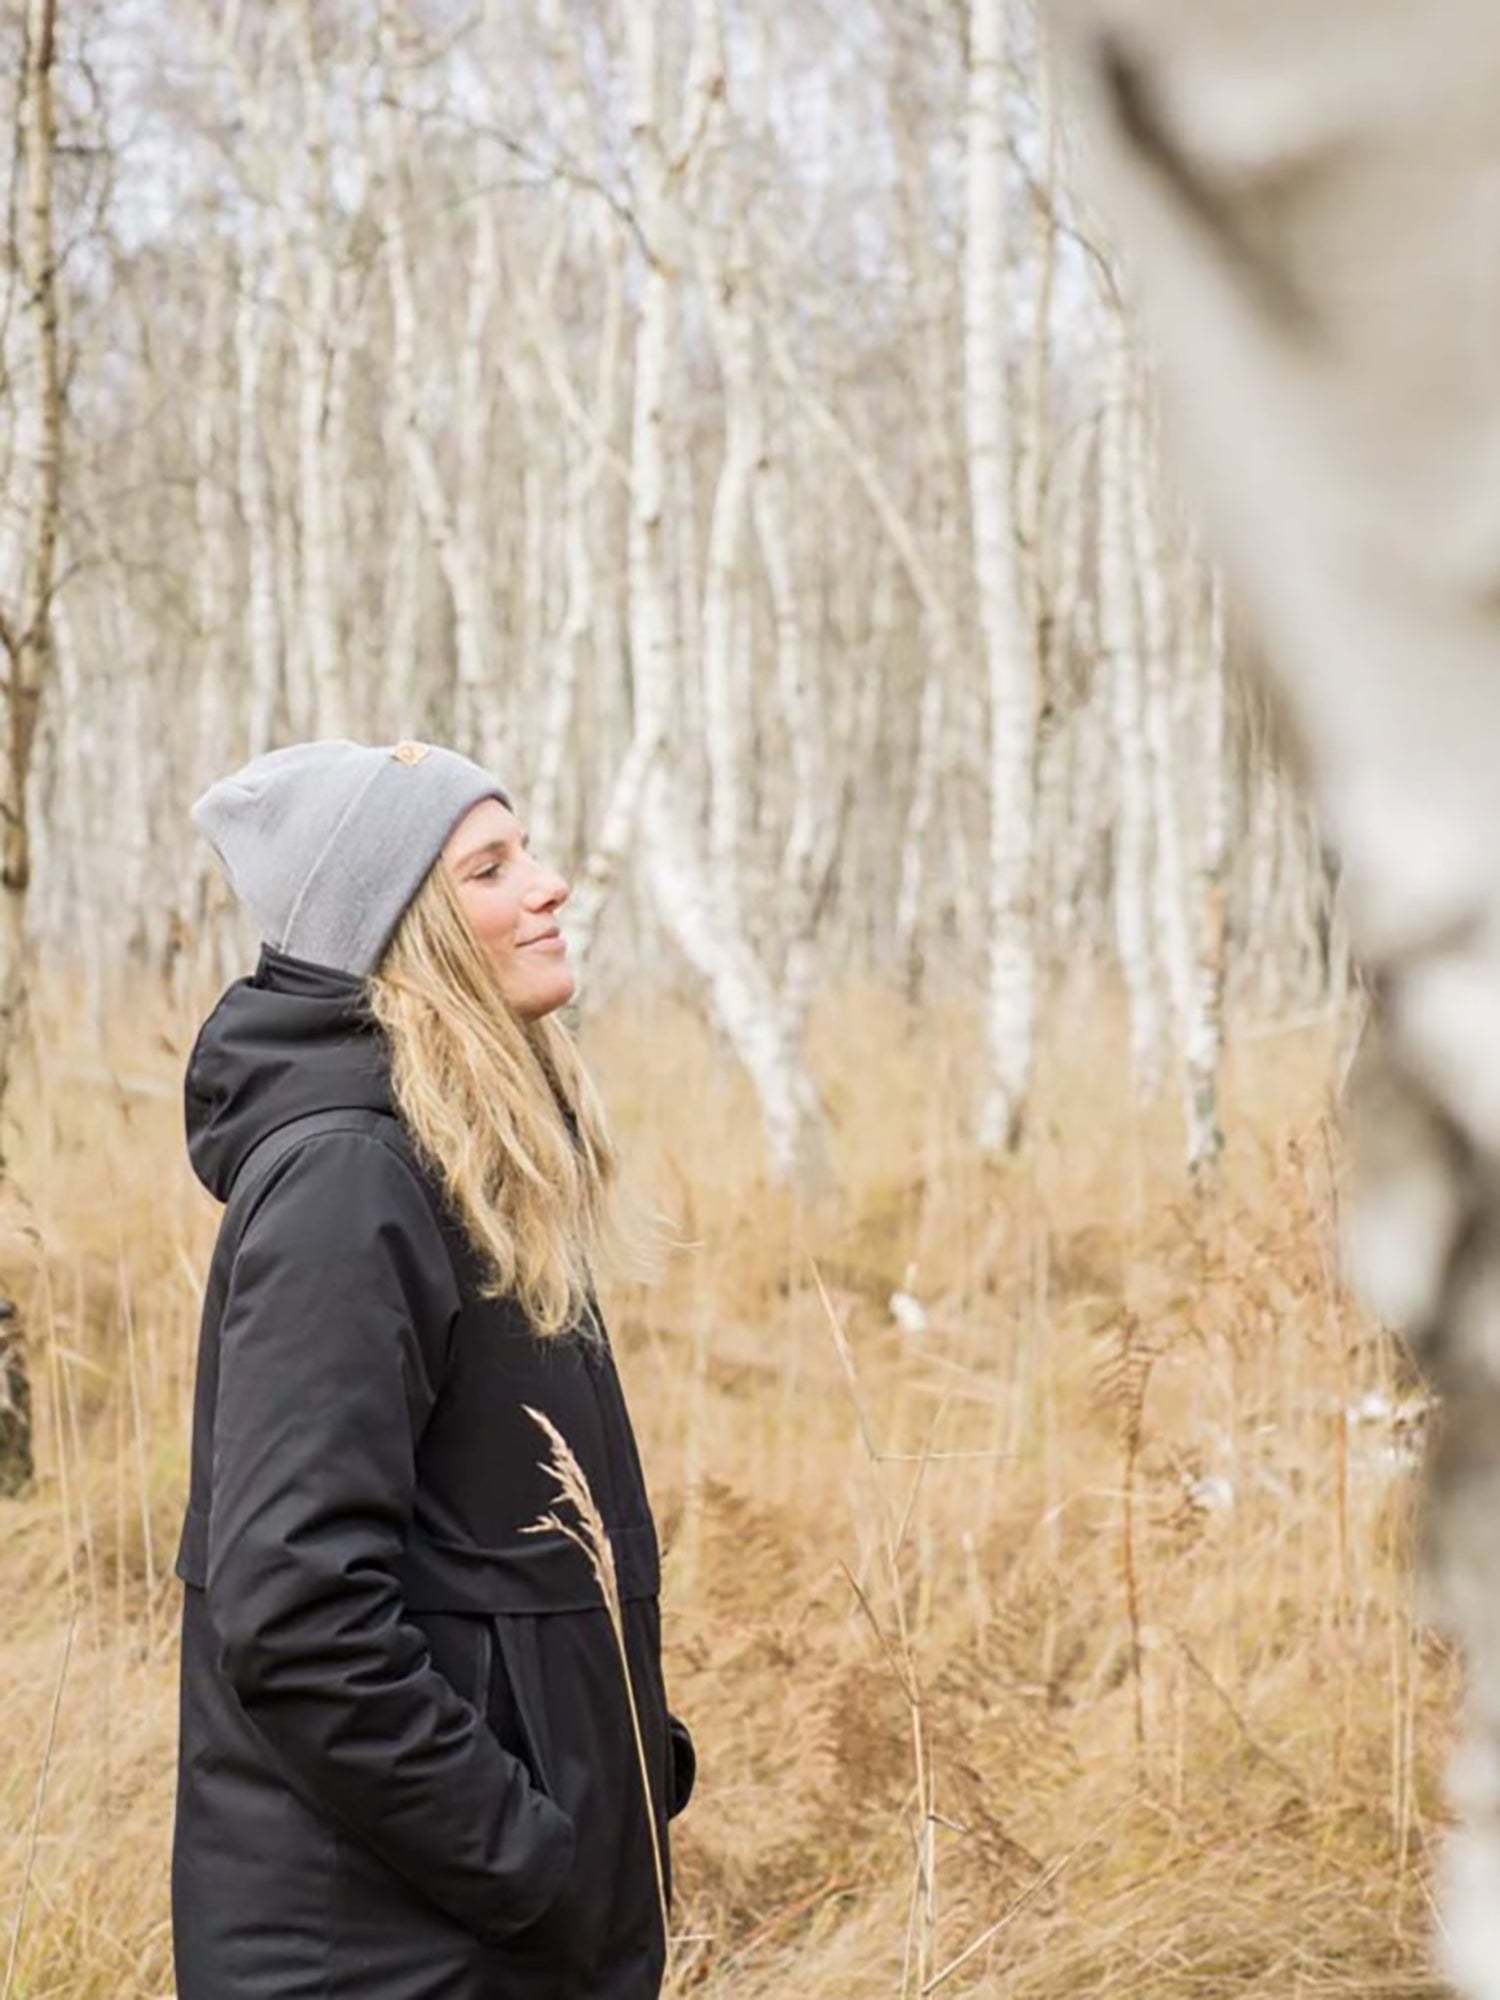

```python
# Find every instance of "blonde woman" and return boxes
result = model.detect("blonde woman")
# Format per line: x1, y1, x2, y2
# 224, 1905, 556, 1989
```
172, 738, 694, 2000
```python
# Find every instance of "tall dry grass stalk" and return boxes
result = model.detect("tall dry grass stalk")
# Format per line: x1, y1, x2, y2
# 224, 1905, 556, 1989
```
522, 1403, 673, 1979
808, 1255, 939, 1997
2, 1610, 75, 2000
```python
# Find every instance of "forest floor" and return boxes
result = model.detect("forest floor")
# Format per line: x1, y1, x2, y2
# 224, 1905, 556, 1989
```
0, 974, 1456, 1998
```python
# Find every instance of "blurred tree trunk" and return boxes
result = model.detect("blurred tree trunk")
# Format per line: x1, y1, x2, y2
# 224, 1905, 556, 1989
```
1045, 2, 1500, 1989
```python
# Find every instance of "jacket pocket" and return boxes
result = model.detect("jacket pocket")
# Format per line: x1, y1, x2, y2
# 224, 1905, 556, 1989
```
482, 1612, 558, 1801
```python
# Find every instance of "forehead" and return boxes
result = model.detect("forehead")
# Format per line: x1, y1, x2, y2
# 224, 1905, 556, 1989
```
443, 796, 522, 862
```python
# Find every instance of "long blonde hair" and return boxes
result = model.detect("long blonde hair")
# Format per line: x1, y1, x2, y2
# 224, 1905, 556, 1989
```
365, 853, 657, 1337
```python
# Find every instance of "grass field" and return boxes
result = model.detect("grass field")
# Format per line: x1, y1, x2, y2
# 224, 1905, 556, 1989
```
0, 975, 1456, 1997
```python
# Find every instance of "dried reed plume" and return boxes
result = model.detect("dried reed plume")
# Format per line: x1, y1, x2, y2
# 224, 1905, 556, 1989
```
521, 1404, 671, 1972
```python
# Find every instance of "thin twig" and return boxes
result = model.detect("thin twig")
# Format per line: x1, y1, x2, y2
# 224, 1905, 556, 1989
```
922, 1787, 1144, 1995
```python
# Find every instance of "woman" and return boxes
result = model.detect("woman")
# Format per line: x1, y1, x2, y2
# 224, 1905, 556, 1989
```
172, 737, 694, 2000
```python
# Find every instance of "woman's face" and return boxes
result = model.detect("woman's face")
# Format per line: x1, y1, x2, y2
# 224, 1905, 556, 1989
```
442, 798, 575, 1021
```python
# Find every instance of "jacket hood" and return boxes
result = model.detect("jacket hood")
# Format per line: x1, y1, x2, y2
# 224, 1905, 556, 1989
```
185, 941, 396, 1202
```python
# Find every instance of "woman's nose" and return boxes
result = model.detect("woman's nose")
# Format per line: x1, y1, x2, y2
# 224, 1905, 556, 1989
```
528, 865, 570, 909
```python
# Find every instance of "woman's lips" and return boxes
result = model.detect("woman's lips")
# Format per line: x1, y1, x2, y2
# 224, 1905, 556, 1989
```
522, 933, 566, 951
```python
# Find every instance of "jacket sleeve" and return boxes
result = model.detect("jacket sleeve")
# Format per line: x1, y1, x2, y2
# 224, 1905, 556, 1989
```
667, 1712, 696, 1818
204, 1131, 575, 1946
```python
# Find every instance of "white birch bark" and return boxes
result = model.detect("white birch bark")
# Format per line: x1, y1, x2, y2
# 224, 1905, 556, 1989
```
46, 580, 101, 1028
1185, 568, 1228, 1177
967, 0, 1039, 1152
564, 0, 679, 955
1130, 388, 1194, 1046
291, 11, 343, 734
235, 237, 281, 754
1016, 36, 1060, 666
693, 204, 756, 937
194, 246, 235, 784
1041, 417, 1104, 959
274, 450, 309, 736
1243, 761, 1283, 1015
0, 0, 62, 1233
532, 207, 625, 860
755, 394, 827, 1048
1097, 307, 1163, 1092
381, 484, 424, 739
891, 97, 964, 993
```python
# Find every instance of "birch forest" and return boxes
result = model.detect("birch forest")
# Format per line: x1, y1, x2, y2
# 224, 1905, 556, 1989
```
11, 4, 1465, 2000
4, 0, 1346, 1181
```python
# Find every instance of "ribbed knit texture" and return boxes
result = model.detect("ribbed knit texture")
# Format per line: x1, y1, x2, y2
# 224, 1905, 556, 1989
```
191, 739, 512, 975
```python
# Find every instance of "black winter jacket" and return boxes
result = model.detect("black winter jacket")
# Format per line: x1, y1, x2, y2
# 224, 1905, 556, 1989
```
171, 943, 694, 2000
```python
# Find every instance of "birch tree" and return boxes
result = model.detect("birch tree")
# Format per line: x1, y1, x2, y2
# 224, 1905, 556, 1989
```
0, 0, 61, 1106
966, 0, 1040, 1153
1097, 304, 1163, 1093
0, 0, 63, 1490
1045, 2, 1500, 1989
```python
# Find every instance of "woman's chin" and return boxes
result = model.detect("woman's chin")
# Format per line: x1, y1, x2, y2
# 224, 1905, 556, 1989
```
510, 964, 576, 1019
549, 964, 577, 1009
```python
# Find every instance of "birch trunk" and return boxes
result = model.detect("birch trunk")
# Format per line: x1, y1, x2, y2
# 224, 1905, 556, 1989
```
565, 0, 677, 955
236, 238, 281, 753
1046, 6, 1500, 1990
194, 247, 235, 784
292, 273, 341, 730
694, 204, 755, 939
1016, 35, 1059, 669
1098, 308, 1162, 1092
755, 401, 826, 1049
532, 210, 625, 860
1185, 570, 1228, 1179
891, 90, 964, 996
0, 0, 61, 1136
1131, 385, 1194, 1055
967, 0, 1039, 1153
0, 0, 62, 1493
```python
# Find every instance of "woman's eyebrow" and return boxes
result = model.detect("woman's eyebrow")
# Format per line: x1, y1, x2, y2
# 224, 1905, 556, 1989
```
461, 830, 530, 867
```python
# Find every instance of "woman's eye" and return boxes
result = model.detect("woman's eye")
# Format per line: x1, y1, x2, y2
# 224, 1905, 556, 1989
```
475, 861, 501, 881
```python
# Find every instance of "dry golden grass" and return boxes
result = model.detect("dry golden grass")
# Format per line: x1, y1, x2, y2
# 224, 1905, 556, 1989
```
0, 971, 1456, 1997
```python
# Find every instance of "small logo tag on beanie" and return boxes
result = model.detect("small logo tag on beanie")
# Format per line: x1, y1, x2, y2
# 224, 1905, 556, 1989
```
390, 740, 431, 765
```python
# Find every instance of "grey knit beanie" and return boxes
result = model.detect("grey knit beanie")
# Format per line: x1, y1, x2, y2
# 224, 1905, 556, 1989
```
190, 738, 513, 976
